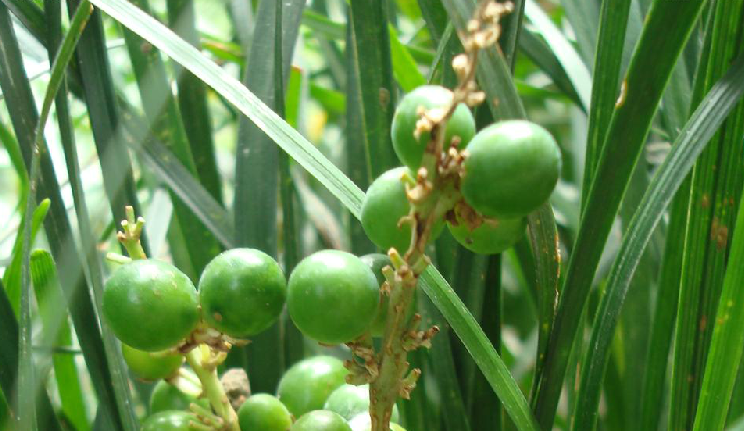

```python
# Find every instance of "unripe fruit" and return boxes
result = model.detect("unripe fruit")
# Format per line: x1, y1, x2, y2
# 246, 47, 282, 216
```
323, 384, 400, 423
348, 413, 407, 431
238, 394, 292, 431
447, 217, 526, 255
360, 254, 415, 337
277, 356, 349, 417
461, 120, 561, 218
121, 344, 182, 381
140, 410, 200, 431
288, 250, 379, 344
391, 85, 476, 170
149, 381, 208, 414
291, 410, 352, 431
103, 260, 199, 351
198, 248, 286, 338
361, 167, 444, 254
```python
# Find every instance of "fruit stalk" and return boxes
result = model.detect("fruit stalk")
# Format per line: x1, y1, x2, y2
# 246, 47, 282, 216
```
185, 346, 240, 431
367, 3, 512, 430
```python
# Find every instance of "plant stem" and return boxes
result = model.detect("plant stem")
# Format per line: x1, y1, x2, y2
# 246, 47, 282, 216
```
185, 346, 240, 431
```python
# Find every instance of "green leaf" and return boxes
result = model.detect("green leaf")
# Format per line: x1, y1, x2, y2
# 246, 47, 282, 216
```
84, 2, 538, 429
580, 0, 632, 210
523, 0, 591, 111
348, 0, 398, 179
2, 199, 49, 315
670, 3, 744, 429
532, 0, 708, 426
167, 0, 224, 205
572, 51, 744, 431
66, 0, 149, 253
389, 25, 426, 92
30, 250, 89, 431
692, 169, 744, 431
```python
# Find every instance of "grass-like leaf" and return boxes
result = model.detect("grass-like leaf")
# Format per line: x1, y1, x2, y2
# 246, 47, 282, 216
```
572, 51, 744, 431
85, 0, 539, 428
693, 156, 744, 431
31, 250, 89, 431
580, 0, 632, 210
532, 0, 708, 426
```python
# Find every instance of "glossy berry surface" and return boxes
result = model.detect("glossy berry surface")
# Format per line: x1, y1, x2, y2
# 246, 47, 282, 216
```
348, 413, 407, 431
290, 410, 352, 431
277, 356, 349, 417
238, 394, 292, 431
149, 381, 207, 414
287, 250, 379, 344
391, 85, 476, 170
140, 410, 200, 431
121, 344, 182, 381
361, 167, 444, 254
448, 216, 526, 255
461, 120, 561, 218
324, 384, 399, 423
360, 254, 415, 337
103, 260, 199, 351
198, 248, 286, 338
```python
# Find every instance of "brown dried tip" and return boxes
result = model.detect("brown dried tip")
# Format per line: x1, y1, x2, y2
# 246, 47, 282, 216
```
220, 368, 251, 411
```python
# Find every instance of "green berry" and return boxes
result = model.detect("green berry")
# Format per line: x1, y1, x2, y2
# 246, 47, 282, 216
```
461, 120, 561, 218
198, 248, 286, 338
348, 413, 407, 431
447, 216, 526, 255
140, 411, 201, 431
391, 85, 476, 170
288, 250, 379, 344
103, 260, 199, 351
360, 254, 415, 337
149, 381, 207, 415
277, 356, 349, 417
323, 384, 399, 423
361, 167, 444, 254
291, 411, 352, 431
121, 344, 182, 381
238, 394, 292, 431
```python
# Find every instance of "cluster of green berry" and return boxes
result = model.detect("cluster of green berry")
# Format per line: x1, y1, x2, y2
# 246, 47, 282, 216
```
138, 356, 403, 431
361, 85, 561, 256
102, 221, 404, 429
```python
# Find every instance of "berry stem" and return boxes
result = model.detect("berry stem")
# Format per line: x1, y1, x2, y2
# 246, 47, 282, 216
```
117, 206, 147, 260
185, 346, 240, 431
367, 3, 513, 430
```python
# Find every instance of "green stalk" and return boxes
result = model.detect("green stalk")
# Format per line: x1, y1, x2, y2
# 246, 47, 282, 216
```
185, 348, 239, 431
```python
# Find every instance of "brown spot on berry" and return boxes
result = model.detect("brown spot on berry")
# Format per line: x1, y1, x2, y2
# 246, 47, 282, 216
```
213, 312, 223, 322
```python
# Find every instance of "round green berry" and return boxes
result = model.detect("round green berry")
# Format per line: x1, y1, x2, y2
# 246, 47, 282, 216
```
461, 120, 561, 218
360, 254, 415, 337
391, 85, 476, 170
140, 411, 200, 431
149, 381, 207, 415
361, 167, 444, 254
348, 413, 407, 431
198, 248, 286, 338
447, 216, 526, 255
324, 384, 399, 423
277, 356, 349, 418
238, 394, 292, 431
288, 250, 379, 344
291, 411, 352, 431
103, 260, 199, 352
121, 344, 182, 381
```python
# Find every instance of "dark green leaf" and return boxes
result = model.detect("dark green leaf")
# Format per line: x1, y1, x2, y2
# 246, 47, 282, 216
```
572, 51, 744, 431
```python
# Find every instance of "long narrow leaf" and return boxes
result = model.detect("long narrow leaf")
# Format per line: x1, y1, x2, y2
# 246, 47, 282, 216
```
572, 52, 744, 431
532, 0, 708, 426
